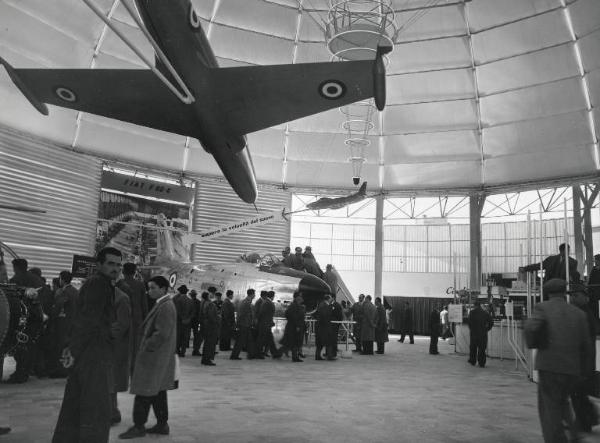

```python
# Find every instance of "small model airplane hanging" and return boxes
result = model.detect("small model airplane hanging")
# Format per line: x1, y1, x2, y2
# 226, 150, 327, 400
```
306, 182, 368, 211
0, 0, 391, 204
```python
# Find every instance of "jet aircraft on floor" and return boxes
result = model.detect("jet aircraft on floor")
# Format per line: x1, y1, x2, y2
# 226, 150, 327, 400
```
0, 0, 391, 204
306, 182, 368, 211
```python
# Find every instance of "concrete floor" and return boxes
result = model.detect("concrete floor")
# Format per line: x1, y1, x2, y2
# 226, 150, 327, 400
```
1, 335, 599, 443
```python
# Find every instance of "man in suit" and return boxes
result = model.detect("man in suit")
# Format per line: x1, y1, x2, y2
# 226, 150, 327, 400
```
279, 291, 305, 362
398, 301, 414, 344
200, 291, 218, 366
189, 290, 202, 356
313, 295, 332, 360
172, 285, 193, 357
525, 279, 591, 443
429, 305, 441, 355
220, 290, 235, 351
230, 289, 257, 360
520, 243, 580, 291
329, 293, 343, 358
120, 263, 148, 372
256, 291, 282, 359
467, 301, 493, 368
119, 276, 177, 439
351, 294, 365, 352
587, 253, 600, 327
374, 297, 389, 354
52, 247, 122, 443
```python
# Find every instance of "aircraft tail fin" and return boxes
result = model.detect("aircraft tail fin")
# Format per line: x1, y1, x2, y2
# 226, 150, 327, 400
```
154, 214, 191, 265
359, 181, 367, 195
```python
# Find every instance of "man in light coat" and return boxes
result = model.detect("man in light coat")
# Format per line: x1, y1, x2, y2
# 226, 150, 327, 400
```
525, 279, 591, 443
119, 276, 177, 439
360, 295, 377, 355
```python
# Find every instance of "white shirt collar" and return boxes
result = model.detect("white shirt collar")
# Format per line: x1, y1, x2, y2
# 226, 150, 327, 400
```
157, 293, 170, 303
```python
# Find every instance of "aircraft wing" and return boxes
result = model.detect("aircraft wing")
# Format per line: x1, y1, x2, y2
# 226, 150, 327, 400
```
211, 56, 385, 136
3, 64, 199, 137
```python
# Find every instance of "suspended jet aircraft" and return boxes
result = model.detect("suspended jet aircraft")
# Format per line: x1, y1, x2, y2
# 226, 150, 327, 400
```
306, 182, 368, 211
0, 0, 391, 204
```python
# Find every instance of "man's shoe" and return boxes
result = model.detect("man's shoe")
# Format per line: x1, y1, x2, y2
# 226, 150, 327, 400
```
146, 423, 170, 435
5, 376, 27, 384
191, 351, 201, 356
230, 356, 242, 360
0, 427, 10, 435
201, 361, 216, 366
315, 357, 325, 361
298, 353, 306, 358
292, 358, 303, 362
111, 414, 122, 425
272, 353, 282, 359
468, 360, 475, 366
375, 351, 384, 354
119, 425, 146, 439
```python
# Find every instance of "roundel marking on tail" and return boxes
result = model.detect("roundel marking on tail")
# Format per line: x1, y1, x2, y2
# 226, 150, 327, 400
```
169, 272, 178, 288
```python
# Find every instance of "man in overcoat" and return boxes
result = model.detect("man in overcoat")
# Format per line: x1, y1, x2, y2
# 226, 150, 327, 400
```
329, 293, 343, 358
279, 291, 305, 362
52, 247, 122, 443
119, 275, 177, 439
220, 290, 235, 351
230, 289, 257, 360
110, 285, 131, 425
467, 301, 493, 367
374, 297, 389, 354
120, 263, 148, 372
313, 295, 332, 360
360, 295, 377, 355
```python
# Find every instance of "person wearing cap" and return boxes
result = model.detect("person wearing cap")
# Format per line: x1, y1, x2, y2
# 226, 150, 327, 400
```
284, 247, 305, 271
189, 290, 202, 356
303, 247, 323, 278
519, 243, 580, 291
525, 278, 592, 442
467, 301, 493, 368
323, 264, 338, 298
569, 284, 598, 434
220, 290, 235, 351
173, 285, 193, 357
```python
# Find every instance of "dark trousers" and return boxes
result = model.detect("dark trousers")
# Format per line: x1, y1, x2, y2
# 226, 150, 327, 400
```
469, 334, 487, 367
133, 390, 168, 427
538, 370, 577, 443
11, 345, 33, 381
191, 322, 202, 353
376, 341, 385, 353
571, 375, 597, 432
52, 358, 111, 443
231, 326, 256, 359
256, 327, 279, 357
330, 325, 340, 357
353, 323, 362, 351
429, 334, 439, 354
400, 332, 414, 344
220, 325, 233, 351
361, 341, 374, 355
201, 334, 217, 363
176, 321, 191, 356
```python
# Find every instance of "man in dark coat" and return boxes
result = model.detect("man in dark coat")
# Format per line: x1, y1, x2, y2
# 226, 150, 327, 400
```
49, 271, 78, 378
351, 294, 365, 352
429, 305, 441, 355
375, 297, 389, 354
256, 291, 282, 359
230, 289, 257, 360
313, 295, 332, 360
587, 253, 600, 327
7, 258, 45, 384
172, 285, 193, 357
189, 290, 202, 356
323, 264, 338, 298
29, 267, 54, 378
329, 293, 343, 358
399, 301, 414, 344
361, 295, 377, 355
110, 285, 131, 425
200, 292, 218, 366
120, 263, 148, 372
220, 290, 235, 351
570, 284, 598, 434
520, 243, 580, 291
52, 247, 122, 443
279, 291, 305, 362
525, 279, 591, 442
467, 301, 493, 368
284, 247, 305, 271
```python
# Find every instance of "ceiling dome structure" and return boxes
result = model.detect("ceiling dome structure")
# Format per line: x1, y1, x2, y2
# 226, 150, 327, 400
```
0, 0, 599, 195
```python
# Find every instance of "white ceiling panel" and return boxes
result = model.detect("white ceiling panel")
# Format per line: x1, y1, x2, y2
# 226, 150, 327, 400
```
480, 76, 587, 126
0, 0, 598, 194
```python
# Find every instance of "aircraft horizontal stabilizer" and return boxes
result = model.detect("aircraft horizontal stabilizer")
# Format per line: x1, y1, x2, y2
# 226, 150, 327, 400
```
0, 57, 48, 115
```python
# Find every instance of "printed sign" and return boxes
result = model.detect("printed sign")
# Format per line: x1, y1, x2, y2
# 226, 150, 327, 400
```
183, 209, 284, 245
71, 255, 96, 279
505, 302, 514, 318
448, 304, 463, 323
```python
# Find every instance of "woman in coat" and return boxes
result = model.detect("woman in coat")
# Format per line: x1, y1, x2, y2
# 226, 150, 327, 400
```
360, 295, 377, 355
374, 297, 389, 354
279, 292, 305, 362
119, 276, 177, 439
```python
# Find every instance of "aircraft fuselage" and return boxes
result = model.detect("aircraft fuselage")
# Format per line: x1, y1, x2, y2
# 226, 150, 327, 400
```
135, 0, 257, 203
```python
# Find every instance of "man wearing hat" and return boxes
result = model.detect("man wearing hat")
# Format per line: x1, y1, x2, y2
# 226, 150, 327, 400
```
173, 285, 194, 357
525, 279, 592, 442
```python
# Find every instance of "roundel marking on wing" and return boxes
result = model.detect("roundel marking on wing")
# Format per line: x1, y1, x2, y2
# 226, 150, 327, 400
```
189, 5, 201, 29
169, 272, 178, 288
318, 80, 346, 100
54, 86, 77, 103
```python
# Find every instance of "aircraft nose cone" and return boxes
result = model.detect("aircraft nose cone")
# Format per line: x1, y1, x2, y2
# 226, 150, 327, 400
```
298, 274, 331, 295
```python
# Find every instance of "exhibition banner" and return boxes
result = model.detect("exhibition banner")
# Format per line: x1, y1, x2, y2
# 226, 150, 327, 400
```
96, 191, 191, 265
101, 170, 195, 205
183, 209, 285, 245
71, 255, 96, 278
448, 304, 463, 323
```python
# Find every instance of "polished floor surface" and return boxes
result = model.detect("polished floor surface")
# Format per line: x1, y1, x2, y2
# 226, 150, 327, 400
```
1, 335, 599, 443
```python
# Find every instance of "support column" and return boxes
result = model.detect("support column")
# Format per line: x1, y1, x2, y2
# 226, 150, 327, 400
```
572, 186, 584, 272
469, 194, 486, 290
573, 185, 599, 277
374, 194, 384, 298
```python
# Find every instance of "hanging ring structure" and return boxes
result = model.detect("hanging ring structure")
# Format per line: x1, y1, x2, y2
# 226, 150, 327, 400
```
82, 0, 196, 105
